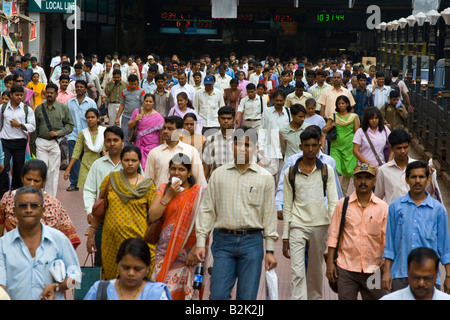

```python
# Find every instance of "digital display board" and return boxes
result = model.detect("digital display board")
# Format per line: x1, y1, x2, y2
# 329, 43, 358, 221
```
314, 12, 346, 23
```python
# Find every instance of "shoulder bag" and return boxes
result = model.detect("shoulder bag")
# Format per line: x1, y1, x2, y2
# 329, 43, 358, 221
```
328, 196, 349, 293
91, 177, 111, 219
326, 113, 337, 141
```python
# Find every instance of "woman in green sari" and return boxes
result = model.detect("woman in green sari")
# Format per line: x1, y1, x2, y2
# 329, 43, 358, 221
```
323, 95, 360, 196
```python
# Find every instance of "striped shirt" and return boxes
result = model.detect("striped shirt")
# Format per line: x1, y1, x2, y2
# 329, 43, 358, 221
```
195, 162, 279, 251
372, 85, 391, 109
201, 129, 235, 174
308, 82, 331, 111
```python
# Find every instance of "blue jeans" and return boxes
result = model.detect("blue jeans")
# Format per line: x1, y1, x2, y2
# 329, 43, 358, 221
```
121, 116, 131, 146
68, 139, 82, 188
209, 230, 264, 300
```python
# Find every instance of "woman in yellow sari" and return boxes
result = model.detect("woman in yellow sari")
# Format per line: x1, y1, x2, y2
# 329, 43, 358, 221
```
148, 153, 206, 300
87, 145, 157, 280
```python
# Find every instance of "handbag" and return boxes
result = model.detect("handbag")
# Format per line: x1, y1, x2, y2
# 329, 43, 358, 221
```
326, 113, 337, 141
382, 129, 391, 162
144, 217, 164, 245
128, 108, 141, 144
73, 253, 103, 300
328, 196, 349, 294
91, 177, 111, 219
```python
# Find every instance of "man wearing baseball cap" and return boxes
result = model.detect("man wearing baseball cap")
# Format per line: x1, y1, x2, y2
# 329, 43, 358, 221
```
326, 163, 389, 300
193, 74, 225, 135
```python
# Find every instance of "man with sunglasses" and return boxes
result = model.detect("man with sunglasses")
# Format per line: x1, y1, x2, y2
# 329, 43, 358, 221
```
0, 186, 80, 300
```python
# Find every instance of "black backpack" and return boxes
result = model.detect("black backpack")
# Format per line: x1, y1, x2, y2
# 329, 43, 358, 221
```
390, 78, 401, 97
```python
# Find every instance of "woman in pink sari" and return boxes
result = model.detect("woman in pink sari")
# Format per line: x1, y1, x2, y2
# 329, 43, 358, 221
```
148, 153, 206, 300
128, 93, 164, 170
237, 71, 250, 96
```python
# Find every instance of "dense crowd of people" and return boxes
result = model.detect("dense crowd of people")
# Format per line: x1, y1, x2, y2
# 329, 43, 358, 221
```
0, 50, 448, 301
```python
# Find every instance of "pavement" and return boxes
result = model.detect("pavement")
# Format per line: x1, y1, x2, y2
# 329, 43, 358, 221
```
55, 145, 450, 300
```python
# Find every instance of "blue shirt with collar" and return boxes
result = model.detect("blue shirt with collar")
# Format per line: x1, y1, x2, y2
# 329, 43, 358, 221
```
276, 150, 343, 211
0, 223, 81, 300
140, 78, 157, 94
66, 95, 97, 142
383, 192, 450, 285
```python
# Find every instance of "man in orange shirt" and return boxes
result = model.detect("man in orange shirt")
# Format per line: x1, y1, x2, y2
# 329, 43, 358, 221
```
326, 163, 388, 300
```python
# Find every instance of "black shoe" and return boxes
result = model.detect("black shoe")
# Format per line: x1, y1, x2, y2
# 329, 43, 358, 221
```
66, 186, 79, 191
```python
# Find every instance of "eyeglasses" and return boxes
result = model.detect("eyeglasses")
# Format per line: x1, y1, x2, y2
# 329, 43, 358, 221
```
408, 273, 436, 283
15, 202, 43, 210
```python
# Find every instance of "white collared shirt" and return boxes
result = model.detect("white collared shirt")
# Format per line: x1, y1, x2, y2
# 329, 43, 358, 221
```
258, 106, 291, 159
238, 95, 265, 120
380, 286, 450, 300
372, 85, 391, 109
215, 74, 232, 91
193, 87, 225, 128
144, 141, 207, 189
0, 102, 36, 140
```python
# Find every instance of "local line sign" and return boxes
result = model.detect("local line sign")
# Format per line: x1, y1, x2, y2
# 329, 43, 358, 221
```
29, 0, 76, 13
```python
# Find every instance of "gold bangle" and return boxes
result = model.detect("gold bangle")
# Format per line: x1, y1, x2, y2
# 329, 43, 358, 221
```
87, 238, 95, 241
90, 226, 98, 230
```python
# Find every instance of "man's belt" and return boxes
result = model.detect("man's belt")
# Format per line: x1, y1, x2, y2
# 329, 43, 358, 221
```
218, 228, 263, 236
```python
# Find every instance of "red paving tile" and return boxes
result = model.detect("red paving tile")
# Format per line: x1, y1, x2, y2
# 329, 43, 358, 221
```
56, 146, 448, 300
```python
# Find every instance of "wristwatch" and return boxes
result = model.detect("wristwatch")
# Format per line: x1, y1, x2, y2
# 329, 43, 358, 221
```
54, 282, 61, 292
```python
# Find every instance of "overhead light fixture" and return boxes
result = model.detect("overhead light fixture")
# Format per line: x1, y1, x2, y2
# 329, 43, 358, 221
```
426, 9, 441, 26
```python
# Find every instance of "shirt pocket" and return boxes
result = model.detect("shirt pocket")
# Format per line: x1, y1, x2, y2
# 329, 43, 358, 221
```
425, 221, 437, 242
367, 214, 383, 237
247, 185, 264, 206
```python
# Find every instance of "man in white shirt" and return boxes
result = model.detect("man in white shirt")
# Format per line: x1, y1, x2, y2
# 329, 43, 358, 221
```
249, 63, 263, 86
30, 57, 48, 85
90, 54, 103, 77
193, 75, 225, 135
380, 247, 450, 300
169, 72, 196, 108
258, 89, 291, 184
144, 116, 206, 189
374, 128, 415, 204
371, 71, 391, 109
236, 83, 264, 129
0, 85, 36, 190
83, 126, 125, 266
186, 59, 205, 87
215, 64, 232, 92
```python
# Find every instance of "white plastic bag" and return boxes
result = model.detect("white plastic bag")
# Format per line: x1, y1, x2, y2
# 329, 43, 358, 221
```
49, 259, 66, 283
428, 159, 442, 203
265, 269, 279, 300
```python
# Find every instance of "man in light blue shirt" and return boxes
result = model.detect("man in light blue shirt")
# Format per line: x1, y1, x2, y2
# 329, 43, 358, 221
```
382, 161, 450, 293
0, 186, 81, 300
65, 80, 97, 191
139, 64, 157, 94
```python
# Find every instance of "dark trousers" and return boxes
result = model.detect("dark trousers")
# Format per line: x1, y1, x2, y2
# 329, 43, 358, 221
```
68, 139, 82, 188
94, 221, 103, 267
1, 138, 27, 190
337, 266, 386, 300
